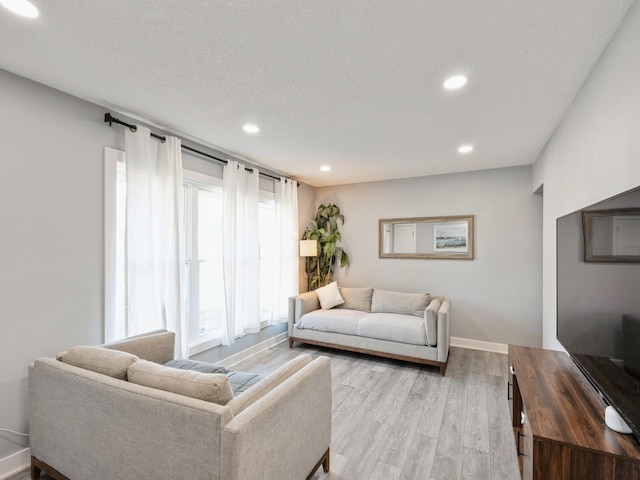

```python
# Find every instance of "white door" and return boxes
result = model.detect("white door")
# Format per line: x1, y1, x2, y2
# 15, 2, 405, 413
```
613, 216, 640, 255
393, 224, 416, 253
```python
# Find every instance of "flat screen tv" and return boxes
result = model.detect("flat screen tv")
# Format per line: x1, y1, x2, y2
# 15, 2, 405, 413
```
557, 186, 640, 442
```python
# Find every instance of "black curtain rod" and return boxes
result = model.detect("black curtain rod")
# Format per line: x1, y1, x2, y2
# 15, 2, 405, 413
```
104, 113, 288, 183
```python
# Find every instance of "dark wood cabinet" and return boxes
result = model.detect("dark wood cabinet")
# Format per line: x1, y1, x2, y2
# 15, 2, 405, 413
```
508, 345, 640, 480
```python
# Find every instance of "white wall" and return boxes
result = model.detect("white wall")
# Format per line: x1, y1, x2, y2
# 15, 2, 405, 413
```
314, 165, 542, 347
532, 1, 640, 350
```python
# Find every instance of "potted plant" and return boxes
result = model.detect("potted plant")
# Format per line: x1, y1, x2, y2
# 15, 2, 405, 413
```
302, 203, 350, 290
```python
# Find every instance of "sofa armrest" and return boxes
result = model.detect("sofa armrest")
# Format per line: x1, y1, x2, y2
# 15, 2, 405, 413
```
101, 329, 175, 364
288, 291, 320, 335
425, 298, 442, 346
221, 356, 332, 480
437, 300, 451, 363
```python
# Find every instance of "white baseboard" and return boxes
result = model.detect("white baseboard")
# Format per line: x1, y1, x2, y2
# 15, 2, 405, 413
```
451, 336, 508, 354
217, 332, 288, 368
0, 448, 30, 480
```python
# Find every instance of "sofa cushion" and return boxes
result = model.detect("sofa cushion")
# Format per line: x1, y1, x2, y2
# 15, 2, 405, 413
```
356, 313, 427, 346
164, 359, 263, 395
59, 346, 139, 380
315, 281, 345, 309
225, 354, 313, 415
335, 287, 374, 312
128, 360, 234, 405
371, 289, 431, 318
296, 308, 367, 335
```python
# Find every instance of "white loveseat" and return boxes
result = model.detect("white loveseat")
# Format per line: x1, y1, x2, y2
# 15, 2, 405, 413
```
288, 285, 451, 375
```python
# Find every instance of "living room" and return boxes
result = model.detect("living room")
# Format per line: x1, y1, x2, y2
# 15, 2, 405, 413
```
1, 1, 640, 479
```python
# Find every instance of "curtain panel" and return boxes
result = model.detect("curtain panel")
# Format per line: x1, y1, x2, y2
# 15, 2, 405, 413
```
270, 178, 299, 324
222, 161, 261, 344
125, 127, 187, 358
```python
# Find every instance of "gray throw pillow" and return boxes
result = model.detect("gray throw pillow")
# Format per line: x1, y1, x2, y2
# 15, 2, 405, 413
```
371, 289, 431, 318
335, 287, 374, 312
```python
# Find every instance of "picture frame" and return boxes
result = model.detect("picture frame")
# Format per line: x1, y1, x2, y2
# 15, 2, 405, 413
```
433, 221, 469, 253
379, 215, 474, 259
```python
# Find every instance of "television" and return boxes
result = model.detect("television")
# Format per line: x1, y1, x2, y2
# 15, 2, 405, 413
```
557, 186, 640, 442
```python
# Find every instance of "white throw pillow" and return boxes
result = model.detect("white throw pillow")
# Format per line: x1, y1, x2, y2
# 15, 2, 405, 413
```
316, 281, 345, 310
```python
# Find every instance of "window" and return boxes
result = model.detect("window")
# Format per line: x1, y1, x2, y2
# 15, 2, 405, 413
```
105, 148, 281, 351
258, 193, 276, 325
183, 171, 225, 354
104, 147, 127, 342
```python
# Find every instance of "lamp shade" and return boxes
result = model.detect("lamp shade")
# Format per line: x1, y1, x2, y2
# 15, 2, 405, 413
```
300, 239, 318, 257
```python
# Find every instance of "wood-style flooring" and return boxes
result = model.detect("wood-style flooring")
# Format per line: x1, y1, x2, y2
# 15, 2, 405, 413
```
13, 344, 520, 480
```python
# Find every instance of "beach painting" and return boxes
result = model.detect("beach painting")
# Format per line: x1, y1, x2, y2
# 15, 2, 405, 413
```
433, 222, 468, 253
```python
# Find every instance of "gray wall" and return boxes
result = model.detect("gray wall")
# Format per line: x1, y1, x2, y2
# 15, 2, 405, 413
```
314, 165, 543, 347
0, 69, 117, 460
0, 68, 317, 465
533, 1, 640, 349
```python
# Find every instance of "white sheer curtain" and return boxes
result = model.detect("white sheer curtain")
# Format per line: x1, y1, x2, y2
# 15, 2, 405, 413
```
222, 160, 260, 344
268, 178, 299, 324
125, 126, 186, 358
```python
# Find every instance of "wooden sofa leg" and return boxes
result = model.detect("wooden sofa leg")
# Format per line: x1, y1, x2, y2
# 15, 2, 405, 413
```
31, 456, 70, 480
322, 448, 330, 473
306, 448, 330, 480
288, 338, 294, 348
31, 457, 41, 480
439, 362, 447, 376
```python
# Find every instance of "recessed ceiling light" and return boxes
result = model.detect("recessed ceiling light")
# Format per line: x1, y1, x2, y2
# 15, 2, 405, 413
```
0, 0, 39, 18
458, 145, 474, 154
242, 124, 259, 134
320, 166, 331, 172
444, 75, 468, 90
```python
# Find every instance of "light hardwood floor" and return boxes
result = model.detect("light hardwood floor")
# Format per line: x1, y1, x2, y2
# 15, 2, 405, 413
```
13, 344, 520, 480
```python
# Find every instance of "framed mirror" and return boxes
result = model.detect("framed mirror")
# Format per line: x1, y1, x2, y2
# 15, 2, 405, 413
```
583, 208, 640, 262
379, 215, 474, 259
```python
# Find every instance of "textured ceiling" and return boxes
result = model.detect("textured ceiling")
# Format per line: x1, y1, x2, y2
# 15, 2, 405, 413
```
0, 1, 634, 186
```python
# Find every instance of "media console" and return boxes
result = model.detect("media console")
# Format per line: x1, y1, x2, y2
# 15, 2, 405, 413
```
508, 345, 640, 479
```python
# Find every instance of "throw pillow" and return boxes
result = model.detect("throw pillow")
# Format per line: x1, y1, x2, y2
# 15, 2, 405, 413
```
315, 281, 345, 310
60, 346, 139, 380
128, 360, 234, 405
371, 289, 431, 318
335, 287, 374, 312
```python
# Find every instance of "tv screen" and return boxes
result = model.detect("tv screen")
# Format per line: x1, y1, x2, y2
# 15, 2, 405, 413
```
557, 187, 640, 442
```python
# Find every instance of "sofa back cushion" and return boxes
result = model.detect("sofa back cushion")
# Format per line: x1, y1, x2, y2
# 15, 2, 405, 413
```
59, 346, 139, 380
335, 287, 374, 312
371, 289, 431, 318
128, 360, 234, 405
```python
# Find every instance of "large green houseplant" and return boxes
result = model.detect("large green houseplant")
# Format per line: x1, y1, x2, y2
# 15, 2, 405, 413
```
302, 204, 350, 290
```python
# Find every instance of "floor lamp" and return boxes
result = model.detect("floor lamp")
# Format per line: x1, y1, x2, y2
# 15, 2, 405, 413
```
299, 239, 318, 291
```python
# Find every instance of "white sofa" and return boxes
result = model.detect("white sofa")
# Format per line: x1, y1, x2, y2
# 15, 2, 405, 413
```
288, 286, 451, 375
29, 330, 332, 480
